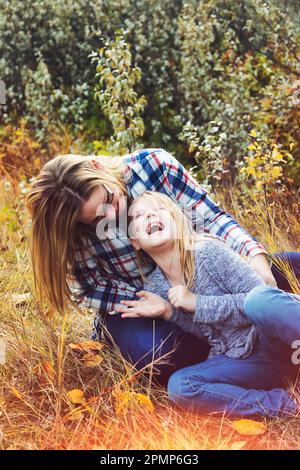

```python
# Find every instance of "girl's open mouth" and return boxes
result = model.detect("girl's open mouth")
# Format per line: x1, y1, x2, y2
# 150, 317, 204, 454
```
146, 221, 164, 235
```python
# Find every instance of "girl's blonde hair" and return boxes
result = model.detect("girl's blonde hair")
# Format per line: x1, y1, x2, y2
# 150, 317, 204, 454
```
25, 154, 128, 315
130, 191, 220, 290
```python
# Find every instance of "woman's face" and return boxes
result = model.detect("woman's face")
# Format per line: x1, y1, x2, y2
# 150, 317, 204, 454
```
129, 197, 176, 252
79, 184, 126, 226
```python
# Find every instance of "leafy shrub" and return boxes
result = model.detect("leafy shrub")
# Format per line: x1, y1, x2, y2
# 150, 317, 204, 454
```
90, 30, 147, 153
1, 0, 300, 187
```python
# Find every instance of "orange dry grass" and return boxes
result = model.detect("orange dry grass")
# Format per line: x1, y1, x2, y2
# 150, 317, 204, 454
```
0, 178, 300, 450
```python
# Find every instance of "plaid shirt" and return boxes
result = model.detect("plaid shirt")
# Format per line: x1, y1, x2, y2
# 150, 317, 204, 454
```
69, 148, 266, 321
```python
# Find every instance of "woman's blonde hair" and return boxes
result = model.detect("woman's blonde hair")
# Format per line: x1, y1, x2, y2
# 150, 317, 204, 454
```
25, 154, 128, 315
130, 191, 220, 290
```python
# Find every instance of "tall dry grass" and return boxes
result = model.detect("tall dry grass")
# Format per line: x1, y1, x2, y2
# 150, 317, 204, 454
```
0, 176, 300, 450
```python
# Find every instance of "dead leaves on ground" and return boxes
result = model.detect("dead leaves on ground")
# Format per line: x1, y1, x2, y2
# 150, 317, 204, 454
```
67, 389, 86, 406
231, 419, 267, 436
68, 339, 104, 368
64, 384, 155, 422
65, 388, 102, 422
112, 387, 154, 416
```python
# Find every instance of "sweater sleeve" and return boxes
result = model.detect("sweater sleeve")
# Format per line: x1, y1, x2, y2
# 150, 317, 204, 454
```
143, 267, 208, 338
168, 307, 211, 339
193, 240, 266, 326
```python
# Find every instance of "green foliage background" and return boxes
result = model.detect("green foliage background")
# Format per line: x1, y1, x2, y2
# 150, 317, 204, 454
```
1, 0, 300, 187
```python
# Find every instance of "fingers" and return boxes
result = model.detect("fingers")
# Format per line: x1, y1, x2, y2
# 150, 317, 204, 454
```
168, 285, 184, 290
168, 289, 184, 307
116, 301, 146, 316
115, 305, 136, 313
120, 300, 138, 307
168, 289, 180, 300
120, 313, 140, 318
136, 290, 150, 298
168, 285, 185, 296
115, 306, 141, 318
168, 293, 180, 307
167, 285, 187, 307
136, 291, 146, 296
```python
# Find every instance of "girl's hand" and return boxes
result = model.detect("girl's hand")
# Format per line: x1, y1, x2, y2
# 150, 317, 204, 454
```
168, 285, 197, 313
115, 291, 174, 320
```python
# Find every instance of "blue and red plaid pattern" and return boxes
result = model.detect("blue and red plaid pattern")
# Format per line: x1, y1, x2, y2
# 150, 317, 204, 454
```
69, 148, 266, 319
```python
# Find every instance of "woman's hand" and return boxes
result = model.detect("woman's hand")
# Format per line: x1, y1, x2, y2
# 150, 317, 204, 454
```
250, 253, 277, 287
115, 291, 174, 320
168, 285, 197, 313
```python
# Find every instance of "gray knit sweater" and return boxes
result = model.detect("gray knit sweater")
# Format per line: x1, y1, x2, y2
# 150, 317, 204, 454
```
143, 238, 266, 359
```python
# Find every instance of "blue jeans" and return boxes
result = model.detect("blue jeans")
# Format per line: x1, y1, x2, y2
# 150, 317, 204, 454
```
100, 252, 300, 388
167, 285, 300, 418
101, 315, 210, 386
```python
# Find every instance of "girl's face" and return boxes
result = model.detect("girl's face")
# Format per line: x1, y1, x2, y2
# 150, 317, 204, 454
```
129, 197, 176, 252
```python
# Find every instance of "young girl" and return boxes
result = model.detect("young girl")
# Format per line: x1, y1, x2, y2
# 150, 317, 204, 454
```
116, 191, 300, 418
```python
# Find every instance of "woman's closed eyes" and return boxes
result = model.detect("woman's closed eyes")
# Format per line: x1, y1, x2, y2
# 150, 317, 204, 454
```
89, 185, 114, 225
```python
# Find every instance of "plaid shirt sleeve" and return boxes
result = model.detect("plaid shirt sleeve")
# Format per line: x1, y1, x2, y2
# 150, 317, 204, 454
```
68, 241, 143, 314
143, 148, 266, 258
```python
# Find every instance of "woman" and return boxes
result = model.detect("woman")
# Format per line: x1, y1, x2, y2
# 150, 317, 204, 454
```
26, 148, 300, 386
116, 191, 300, 418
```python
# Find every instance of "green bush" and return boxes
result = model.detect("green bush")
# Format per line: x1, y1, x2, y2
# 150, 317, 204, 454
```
0, 0, 299, 186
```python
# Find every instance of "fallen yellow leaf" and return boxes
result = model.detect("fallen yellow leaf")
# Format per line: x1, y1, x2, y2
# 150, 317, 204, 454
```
68, 340, 104, 354
112, 388, 154, 415
135, 393, 154, 413
82, 353, 103, 367
69, 340, 104, 367
113, 389, 130, 416
67, 389, 86, 406
232, 419, 267, 436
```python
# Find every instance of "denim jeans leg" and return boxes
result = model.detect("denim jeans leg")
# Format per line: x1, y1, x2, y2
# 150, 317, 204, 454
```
166, 285, 300, 417
244, 285, 300, 364
100, 313, 210, 387
167, 350, 297, 418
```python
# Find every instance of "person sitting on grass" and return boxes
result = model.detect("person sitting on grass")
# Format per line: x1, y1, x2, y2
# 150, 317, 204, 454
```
115, 191, 300, 418
25, 148, 300, 387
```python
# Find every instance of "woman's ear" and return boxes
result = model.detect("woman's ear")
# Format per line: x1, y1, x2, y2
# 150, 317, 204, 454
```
90, 159, 104, 170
